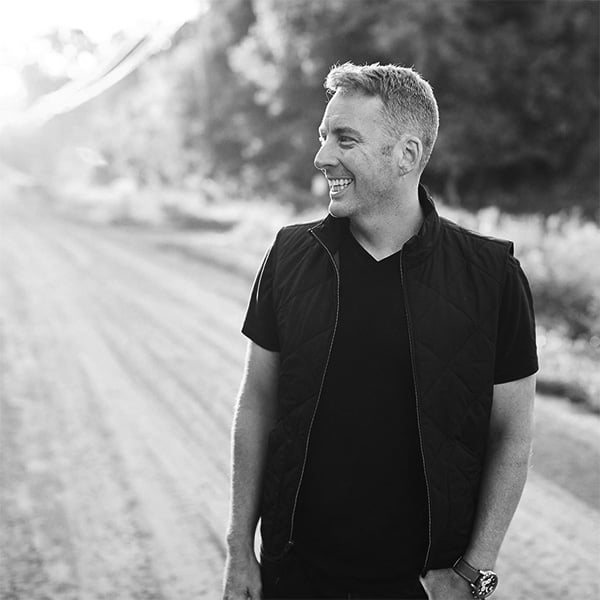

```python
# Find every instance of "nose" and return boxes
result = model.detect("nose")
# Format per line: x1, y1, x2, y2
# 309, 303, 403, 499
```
314, 139, 339, 171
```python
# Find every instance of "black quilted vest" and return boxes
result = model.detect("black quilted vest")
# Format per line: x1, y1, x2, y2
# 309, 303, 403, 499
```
260, 186, 513, 573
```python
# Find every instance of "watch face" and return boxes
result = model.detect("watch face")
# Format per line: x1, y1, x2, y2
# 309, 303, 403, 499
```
475, 570, 498, 598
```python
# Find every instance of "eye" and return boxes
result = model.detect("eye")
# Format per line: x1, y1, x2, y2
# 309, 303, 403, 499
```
318, 135, 326, 146
339, 135, 355, 146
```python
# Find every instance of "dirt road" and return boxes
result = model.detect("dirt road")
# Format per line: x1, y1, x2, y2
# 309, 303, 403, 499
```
0, 192, 598, 599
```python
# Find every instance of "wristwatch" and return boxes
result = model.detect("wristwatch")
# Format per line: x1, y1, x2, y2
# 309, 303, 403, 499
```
452, 556, 498, 599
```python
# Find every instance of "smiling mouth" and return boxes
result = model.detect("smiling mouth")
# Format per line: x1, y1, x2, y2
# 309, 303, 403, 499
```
328, 177, 353, 194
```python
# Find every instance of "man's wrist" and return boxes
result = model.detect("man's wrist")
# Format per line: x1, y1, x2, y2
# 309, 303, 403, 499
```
453, 556, 499, 599
225, 531, 255, 554
462, 547, 498, 570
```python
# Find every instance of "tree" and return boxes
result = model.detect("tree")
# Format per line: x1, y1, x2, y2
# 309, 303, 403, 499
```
220, 0, 598, 215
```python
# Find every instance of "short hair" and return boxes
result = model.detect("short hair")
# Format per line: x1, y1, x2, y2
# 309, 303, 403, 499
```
324, 62, 439, 170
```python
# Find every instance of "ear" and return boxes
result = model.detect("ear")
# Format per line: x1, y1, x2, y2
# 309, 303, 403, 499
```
395, 135, 423, 176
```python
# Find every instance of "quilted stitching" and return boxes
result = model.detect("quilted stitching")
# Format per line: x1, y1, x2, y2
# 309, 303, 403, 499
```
259, 199, 513, 567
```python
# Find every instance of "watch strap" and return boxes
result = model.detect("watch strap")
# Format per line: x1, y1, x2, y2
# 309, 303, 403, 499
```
453, 556, 480, 584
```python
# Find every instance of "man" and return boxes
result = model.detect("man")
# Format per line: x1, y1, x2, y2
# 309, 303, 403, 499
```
223, 63, 538, 600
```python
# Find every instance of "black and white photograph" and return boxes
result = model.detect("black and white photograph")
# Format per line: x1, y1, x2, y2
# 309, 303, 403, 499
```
0, 1, 598, 599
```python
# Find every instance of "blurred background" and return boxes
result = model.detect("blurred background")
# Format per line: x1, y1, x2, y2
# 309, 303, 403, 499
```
0, 1, 598, 599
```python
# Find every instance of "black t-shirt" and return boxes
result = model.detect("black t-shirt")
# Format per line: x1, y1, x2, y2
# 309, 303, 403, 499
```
242, 224, 538, 581
292, 230, 428, 581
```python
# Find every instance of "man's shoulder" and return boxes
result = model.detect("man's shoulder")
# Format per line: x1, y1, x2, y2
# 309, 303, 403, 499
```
273, 216, 327, 250
437, 216, 516, 284
438, 215, 514, 255
279, 216, 326, 236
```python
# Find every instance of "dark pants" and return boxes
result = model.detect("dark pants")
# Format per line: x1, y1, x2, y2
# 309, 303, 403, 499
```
261, 549, 428, 600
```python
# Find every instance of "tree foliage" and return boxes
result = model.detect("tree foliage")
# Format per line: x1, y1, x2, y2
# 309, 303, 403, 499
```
4, 0, 597, 217
187, 0, 598, 215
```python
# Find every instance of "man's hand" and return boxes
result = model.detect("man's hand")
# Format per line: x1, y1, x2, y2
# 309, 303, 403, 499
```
420, 568, 473, 600
222, 547, 262, 600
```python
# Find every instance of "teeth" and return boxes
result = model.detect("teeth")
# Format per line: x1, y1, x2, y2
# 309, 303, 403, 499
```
330, 178, 353, 189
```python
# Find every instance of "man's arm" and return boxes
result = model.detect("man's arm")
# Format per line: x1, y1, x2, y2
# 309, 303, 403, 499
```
222, 341, 280, 600
422, 374, 536, 599
462, 373, 536, 567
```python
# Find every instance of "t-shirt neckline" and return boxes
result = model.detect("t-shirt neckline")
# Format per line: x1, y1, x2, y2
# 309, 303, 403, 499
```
347, 230, 402, 265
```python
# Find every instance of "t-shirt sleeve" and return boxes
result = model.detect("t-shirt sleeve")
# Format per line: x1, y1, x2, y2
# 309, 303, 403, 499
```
241, 237, 280, 352
494, 255, 539, 384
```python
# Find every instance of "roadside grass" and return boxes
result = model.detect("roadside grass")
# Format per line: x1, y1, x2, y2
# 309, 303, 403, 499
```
49, 182, 600, 414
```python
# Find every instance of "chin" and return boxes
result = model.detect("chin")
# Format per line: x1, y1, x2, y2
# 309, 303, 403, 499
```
328, 199, 353, 219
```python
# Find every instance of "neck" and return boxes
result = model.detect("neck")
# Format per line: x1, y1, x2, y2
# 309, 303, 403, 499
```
349, 184, 423, 261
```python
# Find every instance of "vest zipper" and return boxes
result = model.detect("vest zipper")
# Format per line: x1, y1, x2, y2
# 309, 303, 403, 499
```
400, 250, 433, 573
286, 231, 341, 547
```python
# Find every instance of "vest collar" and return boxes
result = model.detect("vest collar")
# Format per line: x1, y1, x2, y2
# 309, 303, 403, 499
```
309, 184, 440, 264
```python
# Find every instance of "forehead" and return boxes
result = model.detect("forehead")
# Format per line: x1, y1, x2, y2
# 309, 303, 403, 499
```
318, 91, 386, 132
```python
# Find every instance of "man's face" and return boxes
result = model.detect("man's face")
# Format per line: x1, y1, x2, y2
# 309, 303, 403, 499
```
314, 90, 398, 219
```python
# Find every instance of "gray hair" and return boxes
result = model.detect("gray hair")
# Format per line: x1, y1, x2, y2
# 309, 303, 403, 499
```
325, 62, 439, 170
